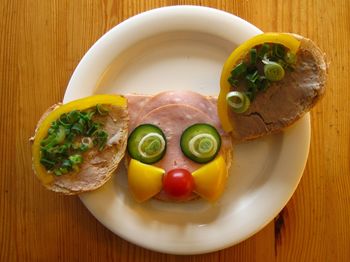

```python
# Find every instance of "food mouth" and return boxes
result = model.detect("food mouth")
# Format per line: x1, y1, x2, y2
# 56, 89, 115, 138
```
127, 155, 228, 203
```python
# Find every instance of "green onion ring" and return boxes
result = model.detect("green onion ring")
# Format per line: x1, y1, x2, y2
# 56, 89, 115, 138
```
226, 91, 251, 113
263, 61, 285, 81
188, 134, 217, 158
81, 137, 94, 149
137, 133, 165, 158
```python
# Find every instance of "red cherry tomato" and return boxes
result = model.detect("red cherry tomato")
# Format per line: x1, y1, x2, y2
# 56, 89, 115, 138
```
163, 168, 194, 200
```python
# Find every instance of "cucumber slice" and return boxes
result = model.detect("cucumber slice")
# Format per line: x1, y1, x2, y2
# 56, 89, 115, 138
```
180, 123, 221, 163
127, 124, 167, 164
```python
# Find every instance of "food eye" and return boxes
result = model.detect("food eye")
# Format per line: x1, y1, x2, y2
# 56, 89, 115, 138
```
180, 123, 221, 164
127, 124, 167, 164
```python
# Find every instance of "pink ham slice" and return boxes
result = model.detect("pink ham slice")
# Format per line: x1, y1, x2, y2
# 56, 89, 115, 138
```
126, 91, 221, 132
125, 94, 151, 131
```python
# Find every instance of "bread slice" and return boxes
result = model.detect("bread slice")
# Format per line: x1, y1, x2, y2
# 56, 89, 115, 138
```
32, 101, 129, 195
229, 33, 327, 142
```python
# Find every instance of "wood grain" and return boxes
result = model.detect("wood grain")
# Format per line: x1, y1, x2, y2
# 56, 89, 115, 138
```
1, 0, 349, 261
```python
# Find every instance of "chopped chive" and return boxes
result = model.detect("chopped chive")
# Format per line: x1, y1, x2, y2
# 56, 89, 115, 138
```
256, 75, 270, 91
246, 70, 259, 83
62, 159, 72, 169
72, 141, 80, 150
67, 110, 80, 123
273, 44, 286, 58
277, 59, 287, 68
71, 123, 84, 134
86, 123, 99, 136
228, 77, 239, 87
230, 62, 247, 78
96, 104, 109, 115
79, 144, 89, 152
93, 130, 108, 150
40, 134, 55, 147
284, 51, 297, 64
249, 48, 257, 65
40, 158, 55, 169
58, 115, 71, 128
79, 111, 94, 122
59, 167, 68, 174
54, 169, 62, 176
258, 43, 270, 58
55, 126, 66, 144
41, 126, 66, 149
69, 154, 83, 165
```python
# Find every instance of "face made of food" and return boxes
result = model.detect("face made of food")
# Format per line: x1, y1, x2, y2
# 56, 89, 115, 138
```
126, 91, 233, 203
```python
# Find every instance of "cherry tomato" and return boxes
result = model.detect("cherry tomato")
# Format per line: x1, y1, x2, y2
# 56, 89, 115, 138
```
163, 168, 194, 200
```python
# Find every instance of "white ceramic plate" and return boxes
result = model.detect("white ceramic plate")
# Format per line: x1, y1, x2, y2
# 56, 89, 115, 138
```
64, 6, 310, 255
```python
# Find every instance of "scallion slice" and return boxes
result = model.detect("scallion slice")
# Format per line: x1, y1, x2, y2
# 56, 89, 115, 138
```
249, 48, 257, 65
226, 91, 251, 113
263, 61, 285, 81
258, 43, 270, 58
96, 104, 109, 115
230, 62, 247, 78
284, 51, 297, 64
69, 154, 83, 165
273, 44, 286, 58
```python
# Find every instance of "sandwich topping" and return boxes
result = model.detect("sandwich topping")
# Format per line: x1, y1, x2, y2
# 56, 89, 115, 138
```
226, 41, 297, 110
40, 105, 110, 176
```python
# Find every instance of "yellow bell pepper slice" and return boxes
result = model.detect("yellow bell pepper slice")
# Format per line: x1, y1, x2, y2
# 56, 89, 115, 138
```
192, 155, 228, 202
218, 33, 301, 132
127, 159, 165, 202
32, 94, 127, 185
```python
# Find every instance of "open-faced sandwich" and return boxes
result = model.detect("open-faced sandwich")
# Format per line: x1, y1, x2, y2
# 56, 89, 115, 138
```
31, 32, 327, 203
218, 33, 327, 140
31, 95, 128, 194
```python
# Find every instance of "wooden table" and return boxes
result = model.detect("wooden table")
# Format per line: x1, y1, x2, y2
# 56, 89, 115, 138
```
1, 1, 349, 261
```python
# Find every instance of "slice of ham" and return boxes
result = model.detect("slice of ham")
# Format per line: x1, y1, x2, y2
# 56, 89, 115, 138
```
126, 91, 221, 132
125, 94, 151, 131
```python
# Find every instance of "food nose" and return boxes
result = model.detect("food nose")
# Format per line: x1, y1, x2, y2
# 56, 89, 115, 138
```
162, 168, 194, 200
